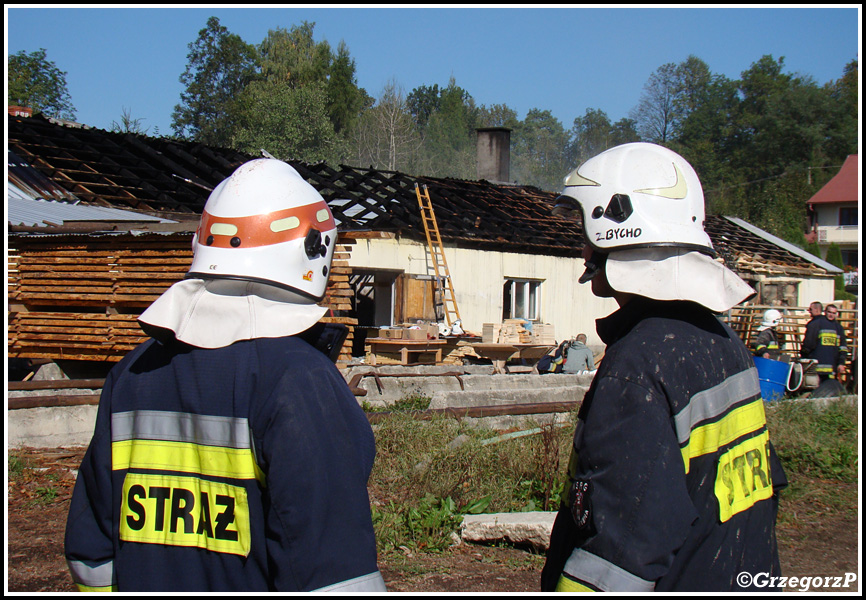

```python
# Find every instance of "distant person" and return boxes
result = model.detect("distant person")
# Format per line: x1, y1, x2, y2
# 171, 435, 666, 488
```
752, 309, 785, 360
801, 302, 848, 383
537, 339, 569, 374
562, 334, 596, 374
64, 159, 386, 592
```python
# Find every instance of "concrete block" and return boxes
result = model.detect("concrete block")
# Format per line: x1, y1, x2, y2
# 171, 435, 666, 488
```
461, 511, 557, 551
8, 405, 97, 448
428, 385, 587, 409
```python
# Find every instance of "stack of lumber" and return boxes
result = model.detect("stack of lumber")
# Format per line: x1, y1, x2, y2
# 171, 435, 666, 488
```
8, 312, 148, 362
531, 323, 556, 345
500, 319, 532, 343
320, 241, 357, 363
483, 320, 554, 344
8, 236, 191, 308
8, 233, 359, 364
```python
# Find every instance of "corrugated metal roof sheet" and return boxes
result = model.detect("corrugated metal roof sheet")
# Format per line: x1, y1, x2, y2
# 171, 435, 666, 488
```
8, 149, 79, 202
7, 194, 173, 227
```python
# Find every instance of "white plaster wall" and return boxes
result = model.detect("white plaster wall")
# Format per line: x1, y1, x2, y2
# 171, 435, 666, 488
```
348, 238, 619, 347
796, 277, 837, 307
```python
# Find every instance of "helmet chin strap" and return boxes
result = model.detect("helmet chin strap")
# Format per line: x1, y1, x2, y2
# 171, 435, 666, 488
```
579, 250, 607, 284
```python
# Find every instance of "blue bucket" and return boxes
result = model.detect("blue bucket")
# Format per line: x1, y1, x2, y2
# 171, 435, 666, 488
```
753, 356, 792, 401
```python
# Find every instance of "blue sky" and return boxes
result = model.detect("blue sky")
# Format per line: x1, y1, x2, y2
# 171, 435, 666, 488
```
6, 5, 861, 138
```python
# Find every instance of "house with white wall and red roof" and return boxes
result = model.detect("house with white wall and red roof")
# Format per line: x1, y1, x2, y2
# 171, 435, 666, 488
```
805, 155, 859, 293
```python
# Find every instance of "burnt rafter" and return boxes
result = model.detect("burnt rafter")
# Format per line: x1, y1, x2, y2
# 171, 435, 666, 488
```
8, 114, 827, 271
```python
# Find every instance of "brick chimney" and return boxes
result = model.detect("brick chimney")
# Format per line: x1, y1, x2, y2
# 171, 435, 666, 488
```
476, 127, 511, 183
8, 106, 33, 117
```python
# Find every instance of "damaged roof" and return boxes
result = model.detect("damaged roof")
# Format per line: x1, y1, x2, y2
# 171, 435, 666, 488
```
7, 113, 831, 276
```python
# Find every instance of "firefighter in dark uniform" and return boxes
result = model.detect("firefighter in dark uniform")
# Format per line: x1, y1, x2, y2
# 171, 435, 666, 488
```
65, 159, 387, 592
753, 309, 785, 360
800, 303, 848, 383
543, 143, 787, 592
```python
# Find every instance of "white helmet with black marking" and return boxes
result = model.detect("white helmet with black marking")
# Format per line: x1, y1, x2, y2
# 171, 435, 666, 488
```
553, 143, 755, 313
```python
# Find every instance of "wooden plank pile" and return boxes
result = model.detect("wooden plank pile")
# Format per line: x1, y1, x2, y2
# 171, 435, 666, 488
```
8, 233, 359, 364
319, 240, 357, 363
9, 235, 192, 309
482, 320, 556, 345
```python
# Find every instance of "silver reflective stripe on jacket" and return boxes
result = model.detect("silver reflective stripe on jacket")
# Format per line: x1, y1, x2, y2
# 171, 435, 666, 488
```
312, 571, 388, 593
112, 410, 252, 448
67, 558, 114, 589
672, 368, 761, 445
562, 548, 655, 592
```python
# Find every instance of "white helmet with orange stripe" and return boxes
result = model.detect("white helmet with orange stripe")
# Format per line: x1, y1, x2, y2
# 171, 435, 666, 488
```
188, 158, 336, 301
139, 159, 336, 348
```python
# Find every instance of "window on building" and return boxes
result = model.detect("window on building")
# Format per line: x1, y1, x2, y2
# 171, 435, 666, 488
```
503, 278, 541, 321
839, 207, 858, 226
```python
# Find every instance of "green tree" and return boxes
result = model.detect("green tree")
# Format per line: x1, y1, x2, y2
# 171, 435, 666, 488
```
569, 108, 639, 166
805, 240, 823, 260
823, 59, 858, 162
406, 84, 441, 129
672, 71, 739, 193
171, 16, 258, 146
735, 57, 832, 178
327, 40, 370, 136
351, 80, 420, 171
824, 243, 853, 299
415, 78, 479, 179
258, 22, 331, 87
8, 48, 76, 120
230, 81, 335, 163
477, 103, 519, 129
512, 109, 571, 191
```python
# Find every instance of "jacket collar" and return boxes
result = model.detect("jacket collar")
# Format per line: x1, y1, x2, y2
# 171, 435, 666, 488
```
596, 297, 707, 345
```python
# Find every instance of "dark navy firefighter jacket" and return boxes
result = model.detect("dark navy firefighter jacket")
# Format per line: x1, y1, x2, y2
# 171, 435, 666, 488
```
541, 298, 786, 592
65, 334, 385, 592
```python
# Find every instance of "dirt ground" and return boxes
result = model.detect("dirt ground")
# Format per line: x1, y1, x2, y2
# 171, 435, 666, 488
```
7, 447, 860, 593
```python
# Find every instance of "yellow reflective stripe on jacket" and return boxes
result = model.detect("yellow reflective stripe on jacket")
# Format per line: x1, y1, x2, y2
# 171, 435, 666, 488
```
112, 439, 263, 482
680, 400, 768, 473
555, 574, 596, 592
111, 410, 265, 484
75, 584, 115, 592
673, 368, 764, 474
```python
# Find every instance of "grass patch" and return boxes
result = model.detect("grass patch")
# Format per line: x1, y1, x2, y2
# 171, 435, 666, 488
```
9, 453, 30, 480
369, 410, 577, 555
766, 399, 858, 483
369, 399, 858, 556
766, 399, 859, 526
